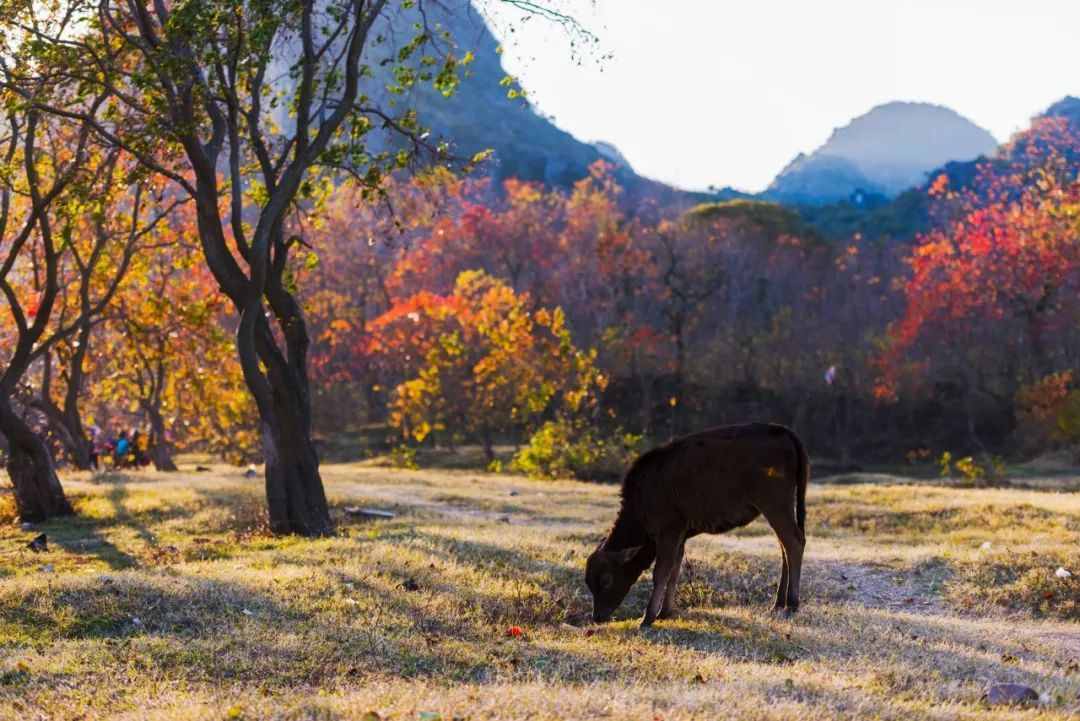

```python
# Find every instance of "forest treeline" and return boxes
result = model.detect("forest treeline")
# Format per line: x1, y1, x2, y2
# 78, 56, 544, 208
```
296, 115, 1080, 472
6, 118, 1080, 484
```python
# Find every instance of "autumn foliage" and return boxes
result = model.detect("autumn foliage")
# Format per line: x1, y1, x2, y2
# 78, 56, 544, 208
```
7, 104, 1080, 490
880, 117, 1080, 453
372, 270, 603, 464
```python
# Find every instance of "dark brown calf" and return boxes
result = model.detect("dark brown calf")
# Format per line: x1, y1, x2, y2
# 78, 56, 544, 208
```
585, 423, 808, 627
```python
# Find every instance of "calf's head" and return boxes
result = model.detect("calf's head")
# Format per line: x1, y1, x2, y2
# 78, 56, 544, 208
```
585, 546, 644, 622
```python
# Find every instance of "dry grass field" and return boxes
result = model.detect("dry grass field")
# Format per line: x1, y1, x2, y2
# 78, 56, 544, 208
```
3, 460, 1080, 720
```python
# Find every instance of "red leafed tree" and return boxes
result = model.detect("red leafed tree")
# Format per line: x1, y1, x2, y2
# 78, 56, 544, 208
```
299, 172, 455, 429
387, 176, 565, 307
882, 119, 1080, 450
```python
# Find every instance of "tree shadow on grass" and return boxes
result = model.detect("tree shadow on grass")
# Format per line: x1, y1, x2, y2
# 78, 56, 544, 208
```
6, 517, 1079, 719
28, 483, 267, 571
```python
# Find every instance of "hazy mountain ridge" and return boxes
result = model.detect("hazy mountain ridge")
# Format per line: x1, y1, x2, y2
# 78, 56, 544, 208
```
764, 102, 998, 206
793, 97, 1080, 242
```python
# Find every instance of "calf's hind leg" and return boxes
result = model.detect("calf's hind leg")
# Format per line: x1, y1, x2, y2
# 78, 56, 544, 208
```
772, 544, 789, 611
659, 540, 685, 620
762, 506, 805, 612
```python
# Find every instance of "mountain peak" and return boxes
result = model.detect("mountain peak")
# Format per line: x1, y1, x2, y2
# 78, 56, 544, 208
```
1041, 96, 1080, 126
765, 101, 998, 205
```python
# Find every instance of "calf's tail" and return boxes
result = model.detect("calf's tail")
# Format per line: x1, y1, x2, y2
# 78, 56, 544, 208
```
788, 428, 809, 532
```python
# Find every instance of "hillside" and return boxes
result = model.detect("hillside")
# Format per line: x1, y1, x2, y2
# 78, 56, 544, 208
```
370, 3, 616, 188
765, 102, 998, 206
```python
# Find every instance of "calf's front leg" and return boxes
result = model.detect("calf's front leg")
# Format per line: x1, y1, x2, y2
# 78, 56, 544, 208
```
642, 528, 685, 627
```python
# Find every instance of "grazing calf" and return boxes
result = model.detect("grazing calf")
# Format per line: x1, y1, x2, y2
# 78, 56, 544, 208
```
585, 423, 808, 627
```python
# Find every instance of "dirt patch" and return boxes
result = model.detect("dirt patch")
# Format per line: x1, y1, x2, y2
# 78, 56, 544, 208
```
815, 559, 950, 614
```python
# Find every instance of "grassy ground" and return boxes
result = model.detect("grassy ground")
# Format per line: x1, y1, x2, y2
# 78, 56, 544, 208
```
2, 461, 1080, 720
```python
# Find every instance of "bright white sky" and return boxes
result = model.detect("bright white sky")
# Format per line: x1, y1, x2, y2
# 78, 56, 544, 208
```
483, 0, 1080, 192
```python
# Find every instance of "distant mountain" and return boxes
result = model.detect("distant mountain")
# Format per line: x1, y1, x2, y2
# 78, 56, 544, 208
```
367, 3, 627, 189
792, 96, 1080, 243
765, 102, 998, 206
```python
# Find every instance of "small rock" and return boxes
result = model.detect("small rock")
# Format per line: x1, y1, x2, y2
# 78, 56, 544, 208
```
984, 683, 1039, 706
27, 534, 48, 552
508, 490, 519, 497
40, 564, 54, 573
195, 465, 211, 472
499, 515, 511, 524
980, 541, 993, 550
401, 578, 420, 592
1056, 567, 1072, 579
243, 464, 258, 478
131, 617, 142, 626
241, 608, 253, 617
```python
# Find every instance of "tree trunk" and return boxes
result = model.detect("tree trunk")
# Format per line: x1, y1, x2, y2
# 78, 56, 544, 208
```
146, 406, 178, 472
238, 291, 333, 537
34, 398, 93, 470
35, 352, 93, 470
260, 387, 332, 536
671, 317, 685, 440
481, 427, 496, 467
0, 396, 73, 522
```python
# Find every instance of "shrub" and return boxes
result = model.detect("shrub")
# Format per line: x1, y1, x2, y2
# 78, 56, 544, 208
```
1015, 371, 1080, 453
938, 451, 1005, 484
511, 418, 642, 482
389, 445, 419, 470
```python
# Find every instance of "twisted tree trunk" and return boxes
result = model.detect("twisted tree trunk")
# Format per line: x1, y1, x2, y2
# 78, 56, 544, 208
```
0, 396, 72, 522
243, 299, 332, 536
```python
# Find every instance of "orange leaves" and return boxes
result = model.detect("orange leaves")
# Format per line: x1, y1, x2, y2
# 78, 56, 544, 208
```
375, 271, 602, 448
928, 173, 950, 197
